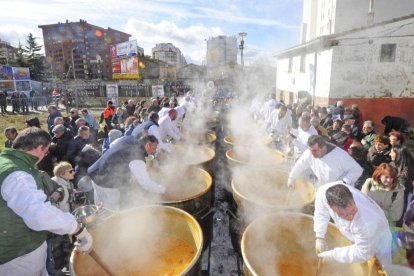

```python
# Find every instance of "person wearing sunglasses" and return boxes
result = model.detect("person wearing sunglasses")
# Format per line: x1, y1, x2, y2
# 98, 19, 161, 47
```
52, 162, 76, 213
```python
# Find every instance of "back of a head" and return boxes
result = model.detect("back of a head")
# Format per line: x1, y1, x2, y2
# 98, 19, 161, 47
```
12, 127, 51, 151
325, 184, 354, 208
139, 134, 159, 145
148, 111, 159, 122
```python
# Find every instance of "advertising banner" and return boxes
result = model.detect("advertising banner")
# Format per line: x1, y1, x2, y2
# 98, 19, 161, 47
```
15, 81, 31, 91
0, 81, 15, 91
13, 67, 31, 80
116, 40, 137, 57
110, 44, 117, 59
0, 65, 13, 81
120, 57, 138, 74
152, 85, 165, 97
106, 83, 119, 106
112, 60, 121, 73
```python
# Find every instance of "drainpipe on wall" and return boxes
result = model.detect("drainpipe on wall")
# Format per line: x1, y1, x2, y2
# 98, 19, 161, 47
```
368, 0, 375, 25
312, 51, 317, 107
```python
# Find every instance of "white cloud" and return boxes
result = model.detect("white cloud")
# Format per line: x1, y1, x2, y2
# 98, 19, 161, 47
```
124, 19, 225, 64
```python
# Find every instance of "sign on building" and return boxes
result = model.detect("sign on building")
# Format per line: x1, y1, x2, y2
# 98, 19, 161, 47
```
106, 83, 119, 106
152, 85, 164, 97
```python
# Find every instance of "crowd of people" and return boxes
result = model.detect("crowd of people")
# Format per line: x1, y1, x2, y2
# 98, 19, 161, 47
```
0, 90, 46, 114
251, 95, 414, 270
1, 89, 414, 274
0, 93, 197, 275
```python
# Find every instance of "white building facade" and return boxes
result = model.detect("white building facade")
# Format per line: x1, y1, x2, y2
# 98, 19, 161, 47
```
276, 0, 414, 129
152, 43, 187, 69
206, 36, 237, 68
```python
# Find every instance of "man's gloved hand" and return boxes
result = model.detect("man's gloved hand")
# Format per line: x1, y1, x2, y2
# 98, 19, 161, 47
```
315, 237, 328, 254
74, 226, 93, 253
318, 250, 335, 262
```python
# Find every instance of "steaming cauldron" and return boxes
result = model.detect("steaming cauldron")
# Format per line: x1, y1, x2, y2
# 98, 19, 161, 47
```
241, 213, 384, 276
225, 147, 284, 168
223, 135, 272, 147
231, 167, 314, 219
180, 130, 217, 146
70, 206, 203, 276
148, 166, 214, 250
160, 144, 216, 175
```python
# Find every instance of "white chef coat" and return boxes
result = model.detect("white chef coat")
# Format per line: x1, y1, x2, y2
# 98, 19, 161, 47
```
159, 115, 181, 141
288, 146, 363, 187
314, 182, 392, 265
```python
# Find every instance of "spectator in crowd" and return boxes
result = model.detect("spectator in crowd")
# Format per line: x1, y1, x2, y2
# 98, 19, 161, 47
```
381, 115, 408, 135
102, 100, 116, 133
343, 114, 359, 139
69, 108, 81, 135
348, 145, 373, 190
11, 91, 20, 114
388, 131, 405, 147
66, 126, 91, 167
46, 105, 62, 129
390, 145, 414, 214
81, 108, 99, 141
51, 162, 76, 213
135, 100, 147, 118
361, 120, 377, 151
147, 98, 161, 114
367, 135, 391, 168
332, 131, 353, 152
29, 90, 39, 111
351, 104, 363, 130
4, 127, 17, 148
311, 116, 329, 139
0, 90, 7, 113
332, 100, 345, 119
20, 92, 29, 113
327, 118, 343, 139
111, 107, 126, 132
49, 124, 74, 163
361, 163, 405, 226
318, 107, 333, 129
25, 117, 41, 128
125, 99, 136, 116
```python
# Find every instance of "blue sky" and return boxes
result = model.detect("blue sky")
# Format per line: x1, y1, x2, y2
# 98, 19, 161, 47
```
0, 0, 303, 65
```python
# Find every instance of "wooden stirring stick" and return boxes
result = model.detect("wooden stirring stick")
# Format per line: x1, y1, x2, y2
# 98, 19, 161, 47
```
315, 257, 323, 275
89, 249, 116, 276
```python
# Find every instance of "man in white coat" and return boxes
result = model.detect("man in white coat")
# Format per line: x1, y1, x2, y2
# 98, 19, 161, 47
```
314, 182, 392, 265
159, 109, 181, 142
288, 135, 363, 188
267, 104, 292, 136
0, 127, 92, 275
290, 115, 318, 154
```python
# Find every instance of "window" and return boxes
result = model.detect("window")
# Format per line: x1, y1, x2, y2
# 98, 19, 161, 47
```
300, 55, 306, 73
288, 57, 293, 73
380, 44, 396, 62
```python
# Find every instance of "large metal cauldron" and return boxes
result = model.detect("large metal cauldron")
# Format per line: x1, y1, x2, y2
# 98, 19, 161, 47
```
148, 166, 214, 250
223, 135, 272, 148
160, 144, 216, 175
241, 213, 383, 276
231, 167, 314, 219
180, 130, 217, 146
70, 206, 203, 276
226, 147, 284, 168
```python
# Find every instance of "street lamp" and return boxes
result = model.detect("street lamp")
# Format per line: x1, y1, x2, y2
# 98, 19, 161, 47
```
238, 32, 247, 67
71, 48, 76, 80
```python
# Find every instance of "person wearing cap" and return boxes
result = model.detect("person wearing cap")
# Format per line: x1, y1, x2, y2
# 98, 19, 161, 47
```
327, 117, 343, 140
343, 113, 360, 139
288, 135, 363, 189
318, 107, 333, 129
0, 127, 92, 275
361, 120, 377, 151
69, 108, 81, 135
49, 124, 74, 163
314, 182, 392, 266
333, 131, 353, 152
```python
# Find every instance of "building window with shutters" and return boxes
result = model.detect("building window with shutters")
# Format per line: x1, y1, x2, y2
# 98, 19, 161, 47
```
380, 44, 396, 62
